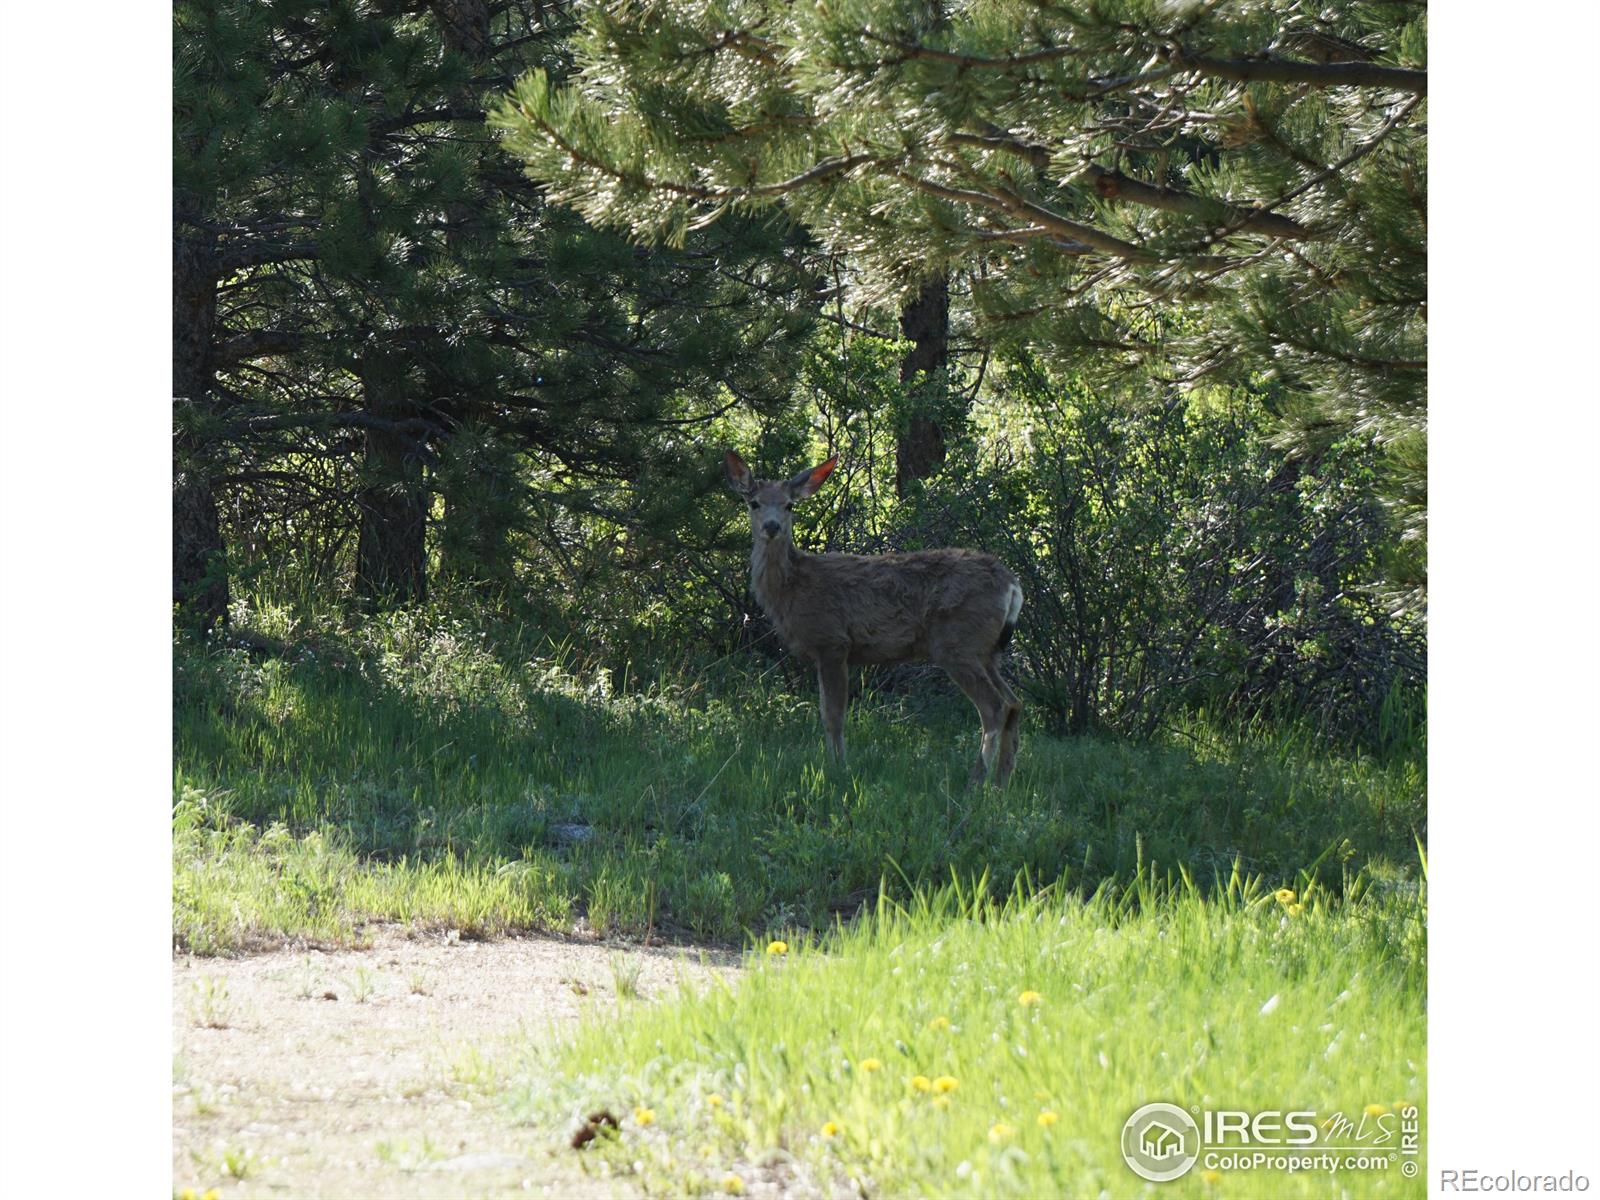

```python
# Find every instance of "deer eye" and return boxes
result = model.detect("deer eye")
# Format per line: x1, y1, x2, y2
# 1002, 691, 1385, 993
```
783, 502, 793, 511
748, 499, 759, 508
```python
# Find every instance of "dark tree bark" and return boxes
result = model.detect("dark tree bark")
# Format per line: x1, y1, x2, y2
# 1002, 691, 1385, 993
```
895, 274, 950, 497
173, 217, 230, 628
428, 0, 491, 58
355, 349, 429, 604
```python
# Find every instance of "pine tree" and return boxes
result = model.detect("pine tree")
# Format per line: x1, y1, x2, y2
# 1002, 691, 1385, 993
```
493, 0, 1427, 609
173, 0, 819, 616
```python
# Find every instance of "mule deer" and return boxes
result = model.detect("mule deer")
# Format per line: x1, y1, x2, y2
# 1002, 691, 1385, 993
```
725, 450, 1023, 787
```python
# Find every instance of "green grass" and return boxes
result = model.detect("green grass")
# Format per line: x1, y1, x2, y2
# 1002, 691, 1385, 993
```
174, 603, 1423, 952
173, 793, 576, 953
522, 877, 1425, 1198
175, 602, 1427, 1193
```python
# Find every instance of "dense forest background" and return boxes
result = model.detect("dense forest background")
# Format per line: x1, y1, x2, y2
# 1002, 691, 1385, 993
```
174, 0, 1425, 751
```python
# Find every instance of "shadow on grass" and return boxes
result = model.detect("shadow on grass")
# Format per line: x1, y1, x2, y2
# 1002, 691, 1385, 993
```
173, 620, 1424, 953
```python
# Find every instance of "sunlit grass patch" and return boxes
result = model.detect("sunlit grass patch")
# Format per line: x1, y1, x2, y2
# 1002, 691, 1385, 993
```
172, 788, 577, 953
521, 877, 1426, 1198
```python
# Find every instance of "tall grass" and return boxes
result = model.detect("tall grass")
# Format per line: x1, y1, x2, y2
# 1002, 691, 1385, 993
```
522, 876, 1426, 1198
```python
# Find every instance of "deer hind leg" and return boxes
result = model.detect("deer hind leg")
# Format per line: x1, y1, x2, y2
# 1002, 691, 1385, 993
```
986, 657, 1023, 788
817, 656, 849, 764
945, 664, 1005, 789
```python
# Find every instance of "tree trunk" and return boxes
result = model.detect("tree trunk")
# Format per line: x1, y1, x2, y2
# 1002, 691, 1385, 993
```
355, 350, 429, 604
172, 220, 229, 628
429, 0, 491, 58
895, 274, 950, 497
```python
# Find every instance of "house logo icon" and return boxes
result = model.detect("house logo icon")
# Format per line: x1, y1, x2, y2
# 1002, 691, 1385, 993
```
1142, 1121, 1185, 1160
1121, 1103, 1201, 1182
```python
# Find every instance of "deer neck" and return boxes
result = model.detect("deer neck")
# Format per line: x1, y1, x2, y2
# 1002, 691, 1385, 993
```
750, 533, 803, 616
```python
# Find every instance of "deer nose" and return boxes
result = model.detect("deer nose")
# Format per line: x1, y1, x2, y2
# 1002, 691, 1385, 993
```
762, 519, 781, 538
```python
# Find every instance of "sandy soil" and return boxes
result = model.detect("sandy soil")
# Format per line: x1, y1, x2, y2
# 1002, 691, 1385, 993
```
173, 929, 739, 1199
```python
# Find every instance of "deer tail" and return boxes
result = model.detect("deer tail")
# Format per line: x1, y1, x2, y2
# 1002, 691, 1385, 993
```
995, 582, 1023, 652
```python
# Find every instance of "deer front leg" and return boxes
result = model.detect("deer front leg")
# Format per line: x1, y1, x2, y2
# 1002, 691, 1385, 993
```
817, 656, 848, 764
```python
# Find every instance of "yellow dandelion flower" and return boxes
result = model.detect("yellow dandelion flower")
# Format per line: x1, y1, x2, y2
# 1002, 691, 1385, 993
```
1287, 903, 1305, 916
928, 1015, 951, 1030
634, 1106, 656, 1126
911, 1075, 933, 1092
821, 1120, 840, 1138
1037, 1110, 1059, 1127
203, 1192, 221, 1200
766, 940, 788, 956
707, 1093, 724, 1108
722, 1173, 746, 1195
179, 1191, 199, 1200
859, 1058, 883, 1073
1274, 888, 1296, 905
1201, 1167, 1222, 1184
1018, 990, 1043, 1007
934, 1075, 959, 1094
1393, 1100, 1414, 1112
931, 1095, 951, 1110
988, 1122, 1016, 1144
1364, 1103, 1388, 1117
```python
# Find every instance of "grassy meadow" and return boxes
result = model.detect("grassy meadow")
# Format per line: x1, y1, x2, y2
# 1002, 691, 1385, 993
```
174, 599, 1425, 1196
174, 601, 1423, 955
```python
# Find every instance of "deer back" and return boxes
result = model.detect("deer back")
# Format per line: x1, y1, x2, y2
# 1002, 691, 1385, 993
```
761, 547, 1020, 667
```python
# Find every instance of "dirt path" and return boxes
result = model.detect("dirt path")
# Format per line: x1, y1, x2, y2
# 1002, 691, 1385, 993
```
173, 930, 739, 1199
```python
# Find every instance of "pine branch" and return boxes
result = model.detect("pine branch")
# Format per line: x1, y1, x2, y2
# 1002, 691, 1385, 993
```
1081, 166, 1321, 240
372, 104, 485, 135
892, 170, 1154, 262
214, 330, 313, 363
945, 131, 1052, 169
521, 95, 874, 201
218, 241, 320, 272
212, 410, 444, 439
857, 31, 1091, 69
1173, 50, 1426, 95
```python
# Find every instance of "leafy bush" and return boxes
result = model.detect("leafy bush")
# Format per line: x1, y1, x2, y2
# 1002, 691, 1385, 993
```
888, 364, 1424, 747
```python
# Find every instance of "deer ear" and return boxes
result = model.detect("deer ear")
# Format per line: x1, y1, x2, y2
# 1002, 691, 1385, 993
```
724, 450, 755, 495
787, 456, 837, 500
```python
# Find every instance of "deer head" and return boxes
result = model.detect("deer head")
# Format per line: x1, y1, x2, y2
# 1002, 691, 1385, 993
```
724, 450, 837, 545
